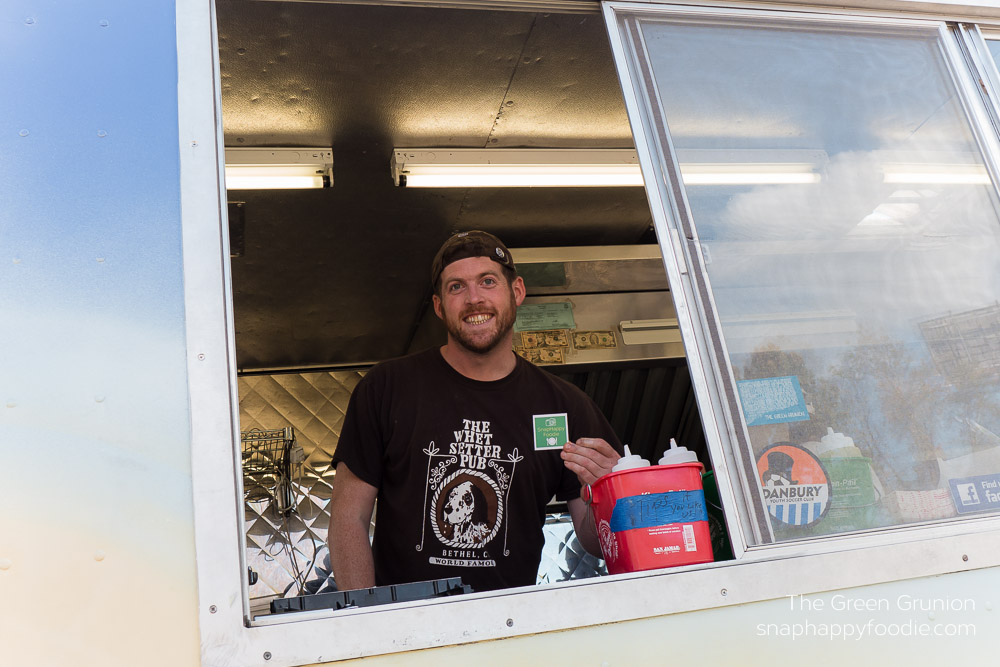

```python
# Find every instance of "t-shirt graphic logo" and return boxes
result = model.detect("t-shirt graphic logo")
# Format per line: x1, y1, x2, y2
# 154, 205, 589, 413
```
417, 419, 523, 566
435, 473, 498, 547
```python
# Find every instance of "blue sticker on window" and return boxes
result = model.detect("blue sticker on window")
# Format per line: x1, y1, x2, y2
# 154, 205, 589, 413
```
949, 473, 1000, 514
608, 490, 708, 532
737, 376, 810, 426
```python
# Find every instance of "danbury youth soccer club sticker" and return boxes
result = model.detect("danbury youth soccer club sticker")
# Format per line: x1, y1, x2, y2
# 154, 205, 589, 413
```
756, 444, 830, 526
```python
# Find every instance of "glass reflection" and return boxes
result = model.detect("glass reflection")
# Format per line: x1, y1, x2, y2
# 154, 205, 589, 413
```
986, 38, 1000, 73
641, 17, 1000, 539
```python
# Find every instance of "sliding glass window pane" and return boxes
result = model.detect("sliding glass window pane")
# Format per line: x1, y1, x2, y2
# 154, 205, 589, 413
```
986, 38, 1000, 71
628, 14, 1000, 542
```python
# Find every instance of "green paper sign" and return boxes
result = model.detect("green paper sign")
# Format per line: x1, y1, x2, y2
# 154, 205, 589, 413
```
533, 413, 569, 451
515, 302, 576, 332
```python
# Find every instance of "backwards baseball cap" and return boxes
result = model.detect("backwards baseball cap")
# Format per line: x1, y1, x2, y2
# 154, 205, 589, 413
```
430, 230, 516, 291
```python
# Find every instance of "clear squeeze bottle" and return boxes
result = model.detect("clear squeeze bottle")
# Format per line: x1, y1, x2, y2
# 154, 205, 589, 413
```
612, 444, 651, 472
657, 438, 699, 466
817, 427, 862, 458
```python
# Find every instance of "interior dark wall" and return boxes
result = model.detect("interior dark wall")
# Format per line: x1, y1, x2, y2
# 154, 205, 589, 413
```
551, 361, 708, 466
216, 1, 652, 371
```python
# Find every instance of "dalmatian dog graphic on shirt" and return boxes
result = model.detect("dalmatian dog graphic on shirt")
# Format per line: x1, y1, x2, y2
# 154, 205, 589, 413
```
440, 480, 492, 546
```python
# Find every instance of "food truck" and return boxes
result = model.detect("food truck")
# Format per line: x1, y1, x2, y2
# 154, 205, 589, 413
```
4, 0, 1000, 664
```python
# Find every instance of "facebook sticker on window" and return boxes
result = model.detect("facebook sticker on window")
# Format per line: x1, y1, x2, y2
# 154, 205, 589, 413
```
949, 473, 1000, 515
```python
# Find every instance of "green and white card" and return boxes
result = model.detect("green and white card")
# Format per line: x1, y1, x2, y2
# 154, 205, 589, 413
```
533, 413, 569, 451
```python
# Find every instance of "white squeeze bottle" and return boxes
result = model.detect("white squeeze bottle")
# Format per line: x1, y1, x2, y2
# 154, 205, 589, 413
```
657, 438, 699, 466
612, 444, 651, 472
816, 427, 862, 458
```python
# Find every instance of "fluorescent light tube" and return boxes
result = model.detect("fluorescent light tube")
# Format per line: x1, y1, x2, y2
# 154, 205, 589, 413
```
681, 164, 820, 185
225, 148, 333, 190
392, 148, 822, 188
392, 149, 642, 187
882, 163, 990, 185
401, 167, 643, 188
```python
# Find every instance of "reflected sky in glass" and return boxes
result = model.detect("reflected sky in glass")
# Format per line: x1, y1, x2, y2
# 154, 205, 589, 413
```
639, 16, 1000, 535
643, 19, 1000, 351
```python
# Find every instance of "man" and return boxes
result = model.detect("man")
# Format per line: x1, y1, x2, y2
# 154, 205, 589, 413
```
328, 230, 622, 592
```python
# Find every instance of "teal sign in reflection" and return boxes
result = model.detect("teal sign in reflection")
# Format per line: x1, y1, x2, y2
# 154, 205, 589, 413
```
737, 376, 810, 426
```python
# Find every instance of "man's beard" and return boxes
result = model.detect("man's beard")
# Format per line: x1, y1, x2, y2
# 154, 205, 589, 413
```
444, 293, 518, 355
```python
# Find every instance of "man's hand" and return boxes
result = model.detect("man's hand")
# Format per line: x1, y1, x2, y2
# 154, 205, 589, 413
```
562, 438, 620, 557
560, 437, 619, 487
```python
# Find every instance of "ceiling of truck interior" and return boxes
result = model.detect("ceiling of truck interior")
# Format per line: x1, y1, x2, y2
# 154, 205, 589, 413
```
216, 0, 657, 371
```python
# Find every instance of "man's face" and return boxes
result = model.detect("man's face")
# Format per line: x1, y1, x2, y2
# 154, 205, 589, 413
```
432, 256, 525, 355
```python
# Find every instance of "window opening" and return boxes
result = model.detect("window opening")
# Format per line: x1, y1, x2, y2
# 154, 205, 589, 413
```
216, 0, 716, 618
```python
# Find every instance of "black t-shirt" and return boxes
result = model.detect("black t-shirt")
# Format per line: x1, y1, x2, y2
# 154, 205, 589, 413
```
333, 348, 621, 592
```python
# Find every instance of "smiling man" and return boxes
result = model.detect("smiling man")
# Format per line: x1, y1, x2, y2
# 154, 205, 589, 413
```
328, 230, 623, 593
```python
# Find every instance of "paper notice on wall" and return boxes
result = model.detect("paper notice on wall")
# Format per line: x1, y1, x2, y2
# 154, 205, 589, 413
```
514, 302, 576, 332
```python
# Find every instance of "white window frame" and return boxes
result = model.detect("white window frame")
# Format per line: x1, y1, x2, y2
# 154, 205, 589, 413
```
604, 1, 1000, 556
181, 1, 1000, 664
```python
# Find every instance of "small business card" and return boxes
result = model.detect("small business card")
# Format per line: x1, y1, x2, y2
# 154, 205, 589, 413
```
533, 413, 569, 451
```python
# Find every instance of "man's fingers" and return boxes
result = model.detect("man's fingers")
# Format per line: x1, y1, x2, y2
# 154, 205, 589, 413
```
562, 458, 602, 486
575, 437, 618, 454
561, 437, 621, 486
561, 453, 604, 484
566, 439, 619, 466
